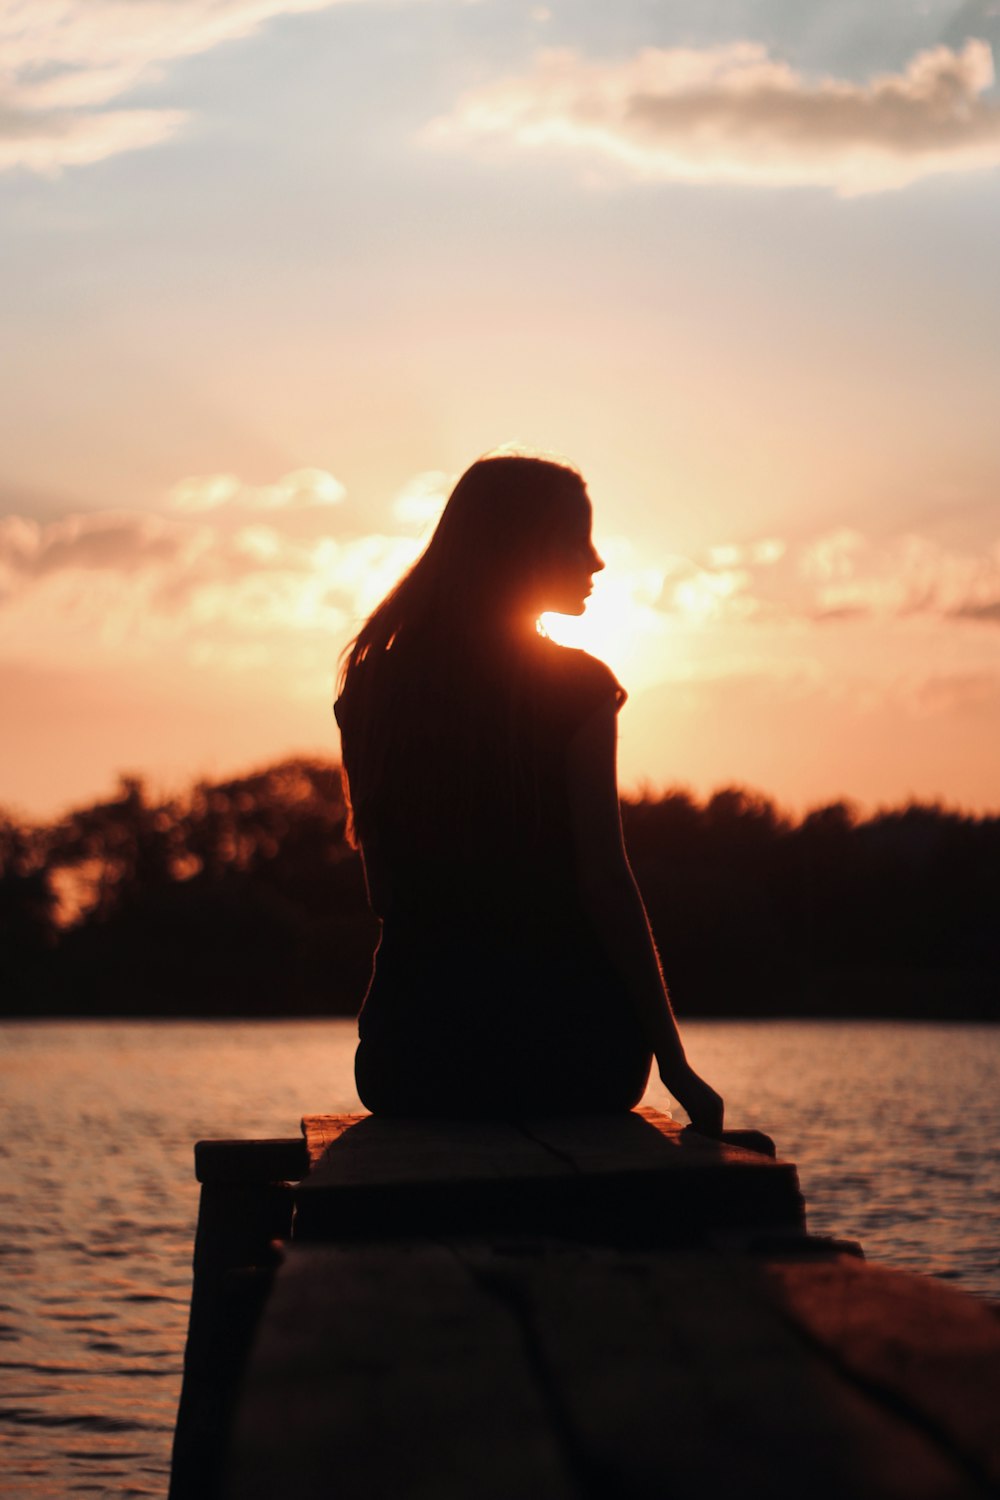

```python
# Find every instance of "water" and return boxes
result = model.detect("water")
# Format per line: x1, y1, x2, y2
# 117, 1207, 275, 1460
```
1, 1018, 998, 1498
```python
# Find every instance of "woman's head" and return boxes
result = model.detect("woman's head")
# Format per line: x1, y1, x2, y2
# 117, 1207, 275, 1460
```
342, 451, 603, 676
424, 453, 603, 625
336, 450, 603, 844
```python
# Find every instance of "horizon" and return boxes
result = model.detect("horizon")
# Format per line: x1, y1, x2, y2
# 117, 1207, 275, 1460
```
6, 744, 998, 833
3, 1, 1000, 820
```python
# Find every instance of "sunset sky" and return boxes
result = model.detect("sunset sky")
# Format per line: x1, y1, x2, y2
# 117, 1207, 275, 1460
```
2, 0, 1000, 821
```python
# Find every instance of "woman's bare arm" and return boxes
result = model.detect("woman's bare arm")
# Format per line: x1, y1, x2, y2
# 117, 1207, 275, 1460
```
566, 700, 724, 1135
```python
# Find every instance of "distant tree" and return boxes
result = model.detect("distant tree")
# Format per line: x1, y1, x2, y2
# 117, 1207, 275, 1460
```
0, 813, 56, 993
2, 759, 997, 1019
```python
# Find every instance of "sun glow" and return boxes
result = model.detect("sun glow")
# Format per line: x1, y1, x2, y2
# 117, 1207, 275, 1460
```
542, 553, 672, 687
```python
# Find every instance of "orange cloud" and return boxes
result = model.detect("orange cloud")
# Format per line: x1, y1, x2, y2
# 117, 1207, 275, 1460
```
0, 511, 200, 579
0, 470, 426, 694
390, 471, 452, 531
795, 531, 1000, 622
428, 39, 1000, 195
637, 527, 1000, 632
169, 469, 346, 513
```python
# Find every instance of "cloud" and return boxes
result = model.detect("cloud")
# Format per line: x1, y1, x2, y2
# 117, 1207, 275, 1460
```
169, 468, 346, 513
671, 567, 754, 623
390, 470, 452, 531
951, 600, 1000, 622
0, 469, 428, 685
0, 0, 402, 174
0, 510, 202, 581
427, 39, 1000, 194
899, 670, 999, 717
795, 530, 1000, 622
799, 528, 868, 582
618, 525, 1000, 635
0, 102, 188, 174
708, 538, 786, 569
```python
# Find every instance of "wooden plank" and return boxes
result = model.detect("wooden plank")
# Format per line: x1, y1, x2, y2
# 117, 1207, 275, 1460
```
295, 1109, 805, 1245
302, 1112, 367, 1163
763, 1258, 1000, 1492
226, 1244, 989, 1500
301, 1109, 777, 1171
224, 1244, 581, 1500
301, 1112, 566, 1180
523, 1106, 781, 1171
195, 1138, 309, 1184
452, 1245, 990, 1500
171, 1181, 294, 1500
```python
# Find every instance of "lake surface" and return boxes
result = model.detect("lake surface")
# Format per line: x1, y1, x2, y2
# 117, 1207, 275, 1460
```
1, 1018, 998, 1498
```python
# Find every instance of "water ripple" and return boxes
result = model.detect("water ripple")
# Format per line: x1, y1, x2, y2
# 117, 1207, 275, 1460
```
1, 1016, 997, 1499
0, 1408, 160, 1433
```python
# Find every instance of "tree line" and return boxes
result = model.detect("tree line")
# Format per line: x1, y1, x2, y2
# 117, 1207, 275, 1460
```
2, 758, 996, 1019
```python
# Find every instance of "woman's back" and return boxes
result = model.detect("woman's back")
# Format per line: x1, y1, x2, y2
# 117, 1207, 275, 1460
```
338, 634, 623, 920
336, 635, 650, 1116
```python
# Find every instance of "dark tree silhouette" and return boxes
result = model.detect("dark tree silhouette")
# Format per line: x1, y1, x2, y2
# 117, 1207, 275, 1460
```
1, 759, 996, 1020
0, 813, 57, 997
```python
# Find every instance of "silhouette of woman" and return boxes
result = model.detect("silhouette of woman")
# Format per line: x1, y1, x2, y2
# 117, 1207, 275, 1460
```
335, 452, 724, 1133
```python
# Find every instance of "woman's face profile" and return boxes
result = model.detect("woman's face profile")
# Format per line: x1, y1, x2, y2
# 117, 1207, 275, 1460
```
537, 497, 605, 617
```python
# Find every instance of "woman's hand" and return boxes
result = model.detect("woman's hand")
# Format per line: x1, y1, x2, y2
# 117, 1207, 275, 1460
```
662, 1062, 725, 1138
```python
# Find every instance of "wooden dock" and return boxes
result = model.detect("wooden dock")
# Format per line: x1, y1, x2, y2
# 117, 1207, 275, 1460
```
170, 1110, 1000, 1500
294, 1108, 805, 1246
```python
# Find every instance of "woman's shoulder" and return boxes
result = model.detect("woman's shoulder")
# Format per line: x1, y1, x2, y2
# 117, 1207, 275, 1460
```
535, 637, 627, 717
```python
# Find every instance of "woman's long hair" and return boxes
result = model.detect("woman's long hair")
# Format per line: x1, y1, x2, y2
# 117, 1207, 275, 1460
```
336, 452, 588, 848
